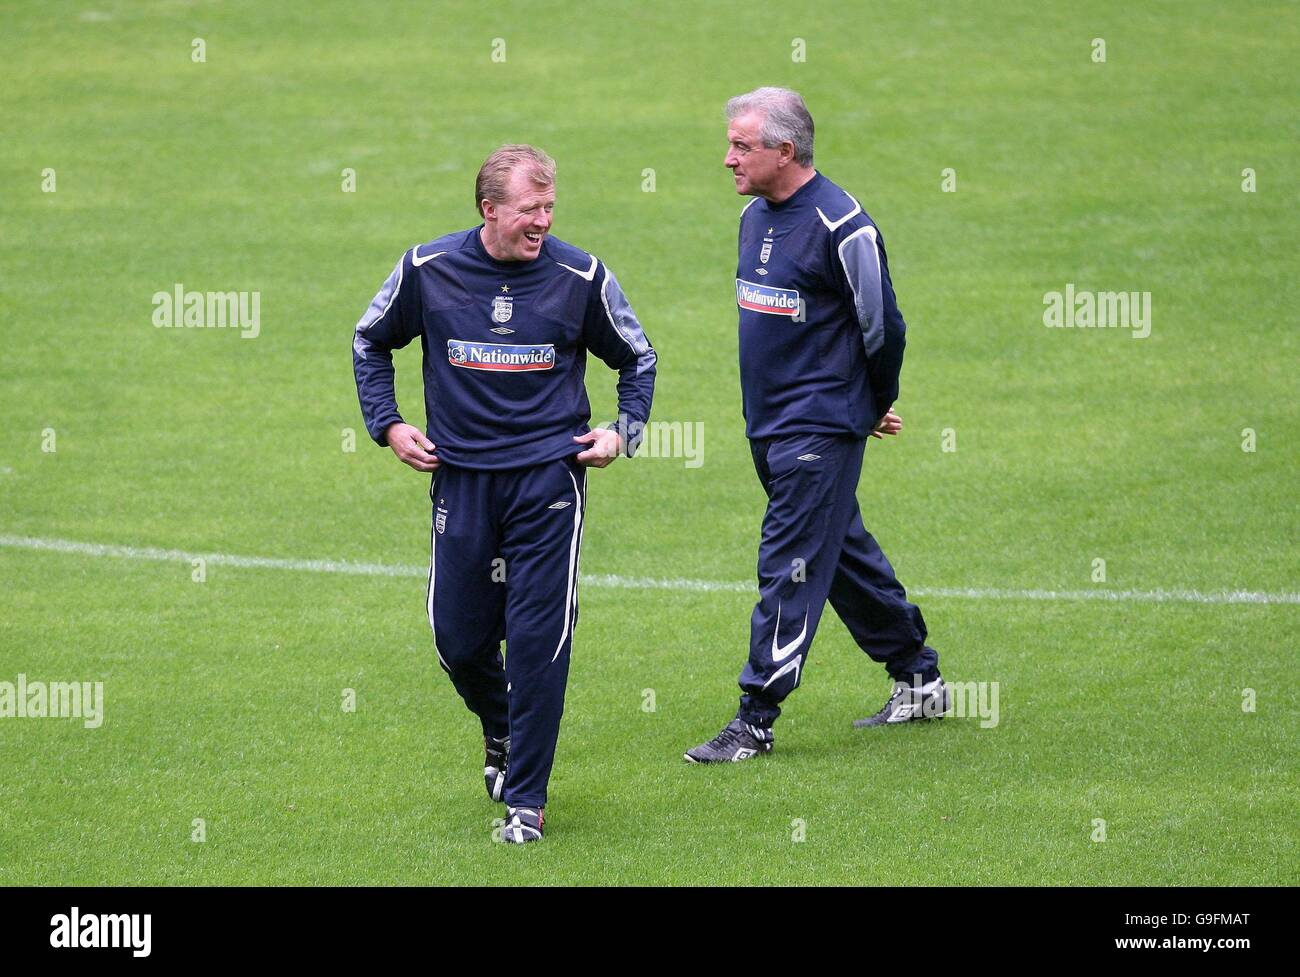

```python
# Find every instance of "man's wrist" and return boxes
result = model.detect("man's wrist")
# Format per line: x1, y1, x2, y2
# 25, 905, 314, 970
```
379, 416, 406, 446
603, 416, 644, 457
595, 425, 624, 458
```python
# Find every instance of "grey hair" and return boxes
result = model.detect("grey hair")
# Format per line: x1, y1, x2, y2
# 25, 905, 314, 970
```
725, 87, 814, 166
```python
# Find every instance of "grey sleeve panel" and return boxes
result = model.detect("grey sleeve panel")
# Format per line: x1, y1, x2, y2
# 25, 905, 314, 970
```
352, 253, 406, 361
587, 263, 657, 456
837, 225, 885, 358
353, 252, 419, 444
600, 267, 657, 377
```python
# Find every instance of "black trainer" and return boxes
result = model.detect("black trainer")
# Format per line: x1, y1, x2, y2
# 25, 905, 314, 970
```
684, 718, 774, 763
854, 677, 951, 727
484, 735, 509, 802
500, 805, 543, 844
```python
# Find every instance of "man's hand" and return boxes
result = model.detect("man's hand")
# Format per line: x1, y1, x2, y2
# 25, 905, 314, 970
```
871, 407, 902, 440
573, 429, 623, 468
385, 422, 440, 472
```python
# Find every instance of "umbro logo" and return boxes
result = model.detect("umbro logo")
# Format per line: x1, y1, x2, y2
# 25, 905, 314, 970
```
548, 501, 572, 510
755, 268, 768, 276
490, 326, 515, 335
796, 453, 820, 462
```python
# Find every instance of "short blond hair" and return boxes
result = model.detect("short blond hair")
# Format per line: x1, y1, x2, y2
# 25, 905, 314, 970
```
475, 144, 556, 216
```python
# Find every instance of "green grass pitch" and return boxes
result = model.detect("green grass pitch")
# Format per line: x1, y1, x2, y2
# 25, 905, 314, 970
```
1, 1, 1296, 885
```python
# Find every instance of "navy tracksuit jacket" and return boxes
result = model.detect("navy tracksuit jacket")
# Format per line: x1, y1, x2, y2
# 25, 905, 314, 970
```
734, 172, 939, 726
353, 227, 656, 807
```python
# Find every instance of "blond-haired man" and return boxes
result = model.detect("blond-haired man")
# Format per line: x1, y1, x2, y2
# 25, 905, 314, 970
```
353, 145, 656, 841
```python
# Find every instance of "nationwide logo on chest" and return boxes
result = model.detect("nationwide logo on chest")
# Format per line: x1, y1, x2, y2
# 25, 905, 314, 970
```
448, 340, 555, 371
735, 279, 800, 316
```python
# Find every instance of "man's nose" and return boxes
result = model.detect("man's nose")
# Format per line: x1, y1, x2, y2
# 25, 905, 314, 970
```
725, 151, 738, 168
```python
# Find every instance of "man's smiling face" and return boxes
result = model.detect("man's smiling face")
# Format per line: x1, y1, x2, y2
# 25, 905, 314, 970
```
482, 168, 554, 262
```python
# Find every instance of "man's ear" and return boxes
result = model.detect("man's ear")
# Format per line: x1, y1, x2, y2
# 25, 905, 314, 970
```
481, 199, 495, 222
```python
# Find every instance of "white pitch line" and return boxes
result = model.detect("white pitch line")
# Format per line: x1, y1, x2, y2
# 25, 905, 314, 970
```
0, 534, 424, 579
1, 533, 1297, 605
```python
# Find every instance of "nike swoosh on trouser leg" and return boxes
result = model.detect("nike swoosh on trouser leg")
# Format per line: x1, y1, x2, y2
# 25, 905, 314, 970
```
771, 601, 809, 662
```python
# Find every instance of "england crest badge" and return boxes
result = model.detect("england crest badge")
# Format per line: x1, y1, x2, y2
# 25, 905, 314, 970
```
491, 295, 513, 324
435, 506, 448, 535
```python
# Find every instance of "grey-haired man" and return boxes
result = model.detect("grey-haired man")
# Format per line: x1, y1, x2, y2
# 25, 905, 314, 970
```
686, 88, 948, 763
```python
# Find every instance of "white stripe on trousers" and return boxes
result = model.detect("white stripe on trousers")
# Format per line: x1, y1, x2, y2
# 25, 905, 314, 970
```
552, 470, 585, 662
427, 500, 449, 671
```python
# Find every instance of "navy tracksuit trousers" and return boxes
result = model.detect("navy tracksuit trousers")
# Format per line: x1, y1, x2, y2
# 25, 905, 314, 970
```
738, 433, 939, 727
426, 456, 586, 808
